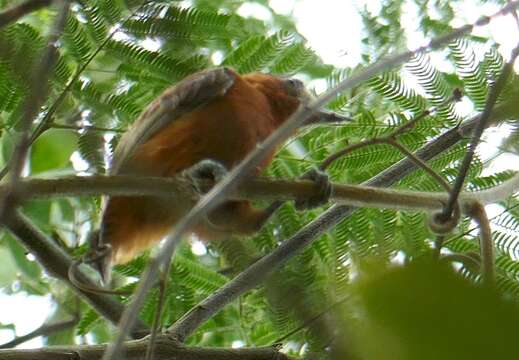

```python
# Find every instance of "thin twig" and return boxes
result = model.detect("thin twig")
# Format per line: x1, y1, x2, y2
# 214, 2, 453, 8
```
441, 202, 519, 249
101, 8, 519, 355
320, 91, 461, 172
319, 101, 455, 193
386, 139, 451, 191
50, 122, 125, 133
272, 296, 349, 344
0, 317, 78, 349
145, 261, 172, 360
0, 0, 52, 28
441, 43, 519, 220
468, 202, 495, 286
0, 0, 70, 222
433, 235, 446, 258
68, 260, 132, 296
325, 135, 452, 193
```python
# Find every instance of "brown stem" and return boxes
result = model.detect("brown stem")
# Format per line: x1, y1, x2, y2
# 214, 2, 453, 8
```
468, 202, 495, 286
433, 235, 446, 258
320, 91, 461, 171
319, 137, 386, 171
385, 139, 451, 192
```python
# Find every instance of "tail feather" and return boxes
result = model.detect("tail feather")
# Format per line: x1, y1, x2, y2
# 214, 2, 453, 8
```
100, 197, 174, 265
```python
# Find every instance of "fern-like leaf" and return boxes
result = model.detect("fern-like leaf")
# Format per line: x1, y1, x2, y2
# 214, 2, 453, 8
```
367, 71, 427, 113
406, 53, 461, 125
77, 129, 105, 173
223, 31, 295, 73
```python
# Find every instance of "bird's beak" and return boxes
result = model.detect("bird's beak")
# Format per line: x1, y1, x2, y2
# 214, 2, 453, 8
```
295, 90, 352, 125
304, 110, 353, 125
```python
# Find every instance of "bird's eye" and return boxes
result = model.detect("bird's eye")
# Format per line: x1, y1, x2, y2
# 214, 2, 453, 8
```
284, 78, 304, 96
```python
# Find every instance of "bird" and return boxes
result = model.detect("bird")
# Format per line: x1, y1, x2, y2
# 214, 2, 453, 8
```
92, 67, 348, 282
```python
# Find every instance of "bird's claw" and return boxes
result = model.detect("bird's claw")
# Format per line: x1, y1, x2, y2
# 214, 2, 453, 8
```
184, 159, 228, 194
85, 230, 113, 285
295, 168, 332, 210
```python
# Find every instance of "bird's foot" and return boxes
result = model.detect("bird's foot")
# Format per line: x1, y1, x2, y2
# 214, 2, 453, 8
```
295, 168, 332, 210
84, 230, 113, 285
184, 159, 228, 194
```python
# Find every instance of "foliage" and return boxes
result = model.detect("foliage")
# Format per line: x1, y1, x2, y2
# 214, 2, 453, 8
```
1, 0, 519, 359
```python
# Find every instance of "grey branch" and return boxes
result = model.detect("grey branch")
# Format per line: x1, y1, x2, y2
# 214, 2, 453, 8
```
0, 317, 78, 349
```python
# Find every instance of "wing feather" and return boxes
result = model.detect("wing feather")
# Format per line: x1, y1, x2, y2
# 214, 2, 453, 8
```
110, 67, 236, 173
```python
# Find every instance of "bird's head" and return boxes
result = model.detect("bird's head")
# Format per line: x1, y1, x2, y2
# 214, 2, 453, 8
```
243, 72, 351, 126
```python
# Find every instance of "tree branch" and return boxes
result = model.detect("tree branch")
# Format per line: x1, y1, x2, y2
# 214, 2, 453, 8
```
0, 317, 78, 349
0, 175, 448, 212
0, 0, 52, 29
2, 211, 149, 338
0, 165, 516, 218
0, 338, 293, 360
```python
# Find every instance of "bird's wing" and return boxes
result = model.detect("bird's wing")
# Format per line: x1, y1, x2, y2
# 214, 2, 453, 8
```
110, 67, 237, 174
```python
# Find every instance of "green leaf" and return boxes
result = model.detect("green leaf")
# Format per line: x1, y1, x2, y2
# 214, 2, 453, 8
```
357, 261, 519, 360
0, 244, 19, 288
30, 129, 77, 174
3, 232, 41, 280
